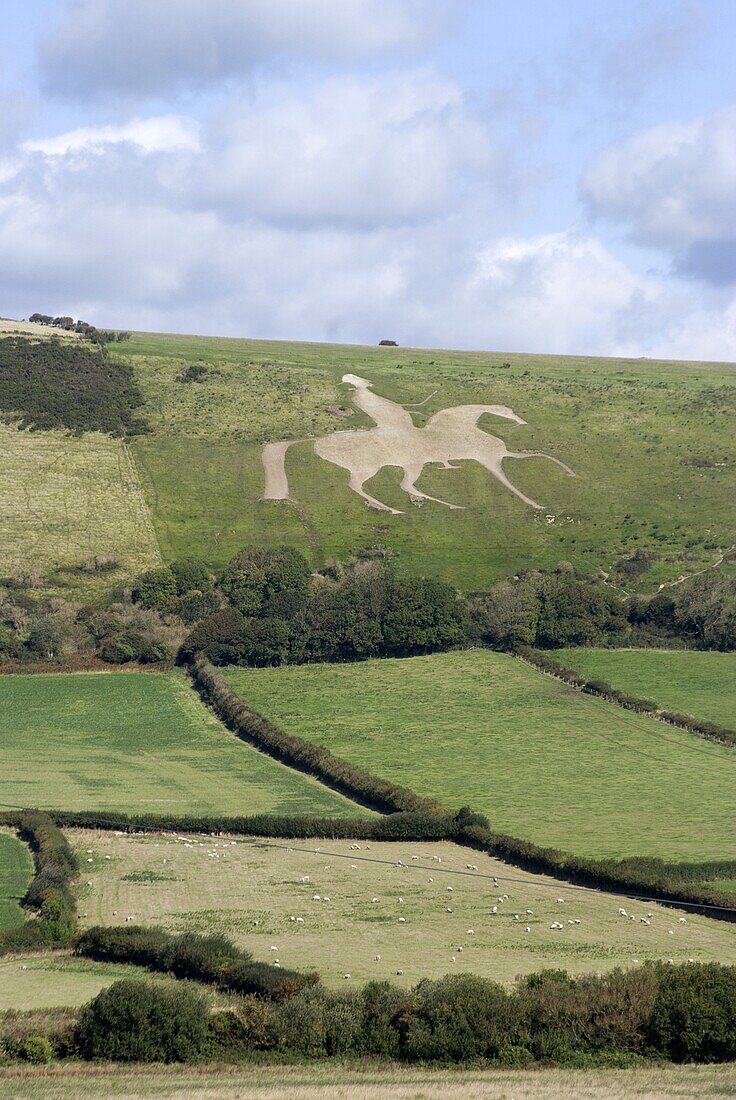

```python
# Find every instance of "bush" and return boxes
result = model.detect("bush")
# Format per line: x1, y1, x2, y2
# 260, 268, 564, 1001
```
169, 558, 212, 597
647, 962, 736, 1063
17, 1035, 53, 1064
132, 567, 178, 613
75, 980, 209, 1063
397, 973, 512, 1062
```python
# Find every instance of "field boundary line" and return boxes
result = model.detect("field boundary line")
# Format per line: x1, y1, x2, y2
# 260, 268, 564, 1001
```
514, 647, 736, 751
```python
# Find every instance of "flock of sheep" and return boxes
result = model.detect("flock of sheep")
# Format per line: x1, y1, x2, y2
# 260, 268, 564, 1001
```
77, 833, 699, 980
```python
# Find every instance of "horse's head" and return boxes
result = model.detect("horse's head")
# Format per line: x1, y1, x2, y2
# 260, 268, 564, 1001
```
342, 373, 371, 389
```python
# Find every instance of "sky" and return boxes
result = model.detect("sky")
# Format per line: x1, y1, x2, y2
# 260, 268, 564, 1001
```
2, 0, 736, 358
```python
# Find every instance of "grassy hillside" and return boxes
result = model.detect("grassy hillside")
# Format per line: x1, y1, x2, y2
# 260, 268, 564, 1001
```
117, 330, 736, 591
72, 830, 735, 990
0, 671, 362, 818
0, 832, 32, 931
224, 651, 736, 861
0, 424, 160, 591
556, 649, 736, 729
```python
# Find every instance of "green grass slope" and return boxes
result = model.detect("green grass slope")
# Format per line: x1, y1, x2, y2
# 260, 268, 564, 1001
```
0, 833, 33, 930
118, 331, 736, 591
556, 649, 736, 729
0, 671, 362, 818
224, 651, 736, 861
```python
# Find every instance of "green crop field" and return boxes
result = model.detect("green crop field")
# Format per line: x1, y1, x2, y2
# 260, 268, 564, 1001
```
224, 650, 736, 861
0, 832, 32, 930
70, 830, 736, 991
113, 330, 736, 591
0, 671, 362, 817
556, 648, 736, 729
0, 423, 160, 593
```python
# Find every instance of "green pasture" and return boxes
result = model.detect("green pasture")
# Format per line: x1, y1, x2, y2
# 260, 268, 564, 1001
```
556, 648, 736, 729
224, 650, 736, 861
0, 671, 361, 818
73, 831, 736, 991
0, 832, 32, 930
120, 330, 736, 589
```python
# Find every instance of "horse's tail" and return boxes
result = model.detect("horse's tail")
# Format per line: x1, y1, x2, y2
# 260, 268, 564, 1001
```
262, 440, 296, 501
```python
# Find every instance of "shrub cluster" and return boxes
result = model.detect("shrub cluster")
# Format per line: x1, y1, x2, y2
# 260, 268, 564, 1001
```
517, 647, 736, 749
73, 964, 736, 1065
189, 656, 446, 814
0, 811, 78, 955
0, 336, 146, 435
76, 927, 318, 1003
183, 547, 468, 666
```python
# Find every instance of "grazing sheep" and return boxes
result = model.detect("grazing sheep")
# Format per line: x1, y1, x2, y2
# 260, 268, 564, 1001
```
428, 877, 434, 883
525, 926, 531, 933
668, 930, 674, 935
447, 886, 453, 892
372, 897, 379, 903
491, 906, 498, 914
296, 917, 304, 924
344, 973, 351, 979
526, 909, 533, 915
270, 946, 278, 951
312, 894, 321, 901
398, 897, 404, 903
398, 917, 406, 924
375, 955, 381, 961
447, 907, 453, 913
466, 929, 475, 935
396, 970, 403, 975
679, 917, 687, 924
618, 908, 627, 916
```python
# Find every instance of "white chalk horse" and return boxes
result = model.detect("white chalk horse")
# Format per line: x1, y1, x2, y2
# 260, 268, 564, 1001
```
262, 374, 574, 514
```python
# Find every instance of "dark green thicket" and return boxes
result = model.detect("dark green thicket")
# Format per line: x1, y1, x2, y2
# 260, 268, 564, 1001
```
71, 963, 736, 1065
0, 811, 78, 955
75, 980, 209, 1063
76, 927, 317, 1002
0, 336, 146, 435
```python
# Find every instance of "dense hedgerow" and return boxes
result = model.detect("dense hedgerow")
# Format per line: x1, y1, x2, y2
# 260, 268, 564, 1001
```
0, 336, 147, 435
0, 811, 78, 955
76, 926, 317, 1002
72, 963, 736, 1065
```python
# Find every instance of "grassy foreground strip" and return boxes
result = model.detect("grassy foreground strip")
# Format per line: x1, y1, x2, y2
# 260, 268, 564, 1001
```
220, 651, 736, 862
555, 648, 736, 732
191, 659, 736, 916
0, 1062, 735, 1099
0, 671, 361, 818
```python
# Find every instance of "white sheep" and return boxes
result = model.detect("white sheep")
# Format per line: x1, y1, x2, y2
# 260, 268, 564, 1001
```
398, 916, 406, 923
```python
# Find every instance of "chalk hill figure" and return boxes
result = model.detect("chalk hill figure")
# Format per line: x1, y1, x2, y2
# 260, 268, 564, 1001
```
262, 374, 574, 514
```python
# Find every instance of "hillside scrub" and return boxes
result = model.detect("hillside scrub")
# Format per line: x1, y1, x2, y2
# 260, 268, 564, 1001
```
0, 337, 146, 435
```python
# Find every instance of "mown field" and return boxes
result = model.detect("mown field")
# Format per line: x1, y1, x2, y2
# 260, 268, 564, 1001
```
3, 1063, 735, 1100
119, 330, 736, 591
61, 830, 736, 994
0, 671, 361, 817
0, 423, 160, 593
224, 650, 736, 861
0, 832, 32, 930
0, 954, 230, 1013
556, 648, 736, 729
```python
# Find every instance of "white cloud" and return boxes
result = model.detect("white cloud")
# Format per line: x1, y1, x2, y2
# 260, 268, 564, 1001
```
195, 72, 498, 229
23, 116, 200, 156
39, 0, 462, 100
582, 105, 736, 283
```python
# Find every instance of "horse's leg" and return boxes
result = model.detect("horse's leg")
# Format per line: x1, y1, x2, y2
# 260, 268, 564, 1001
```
399, 463, 464, 509
506, 451, 575, 477
262, 440, 295, 500
347, 467, 404, 514
474, 453, 544, 509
